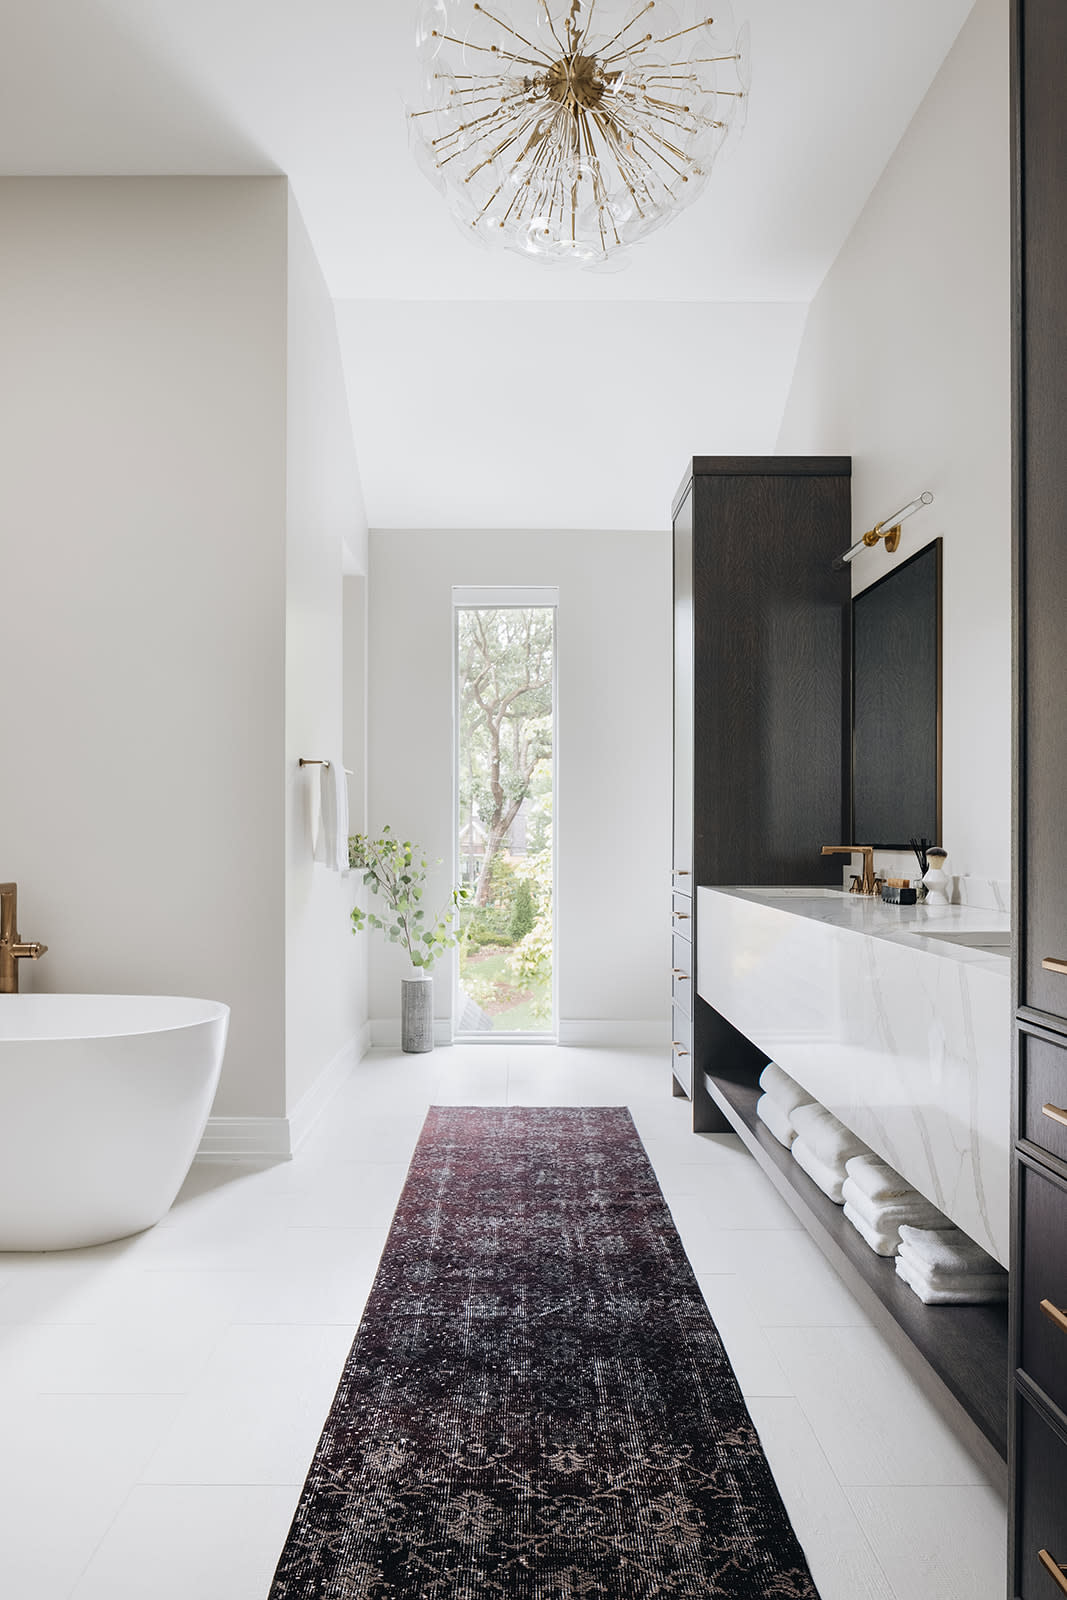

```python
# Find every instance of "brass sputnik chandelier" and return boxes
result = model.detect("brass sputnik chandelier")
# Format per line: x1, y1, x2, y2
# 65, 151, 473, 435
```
411, 0, 749, 266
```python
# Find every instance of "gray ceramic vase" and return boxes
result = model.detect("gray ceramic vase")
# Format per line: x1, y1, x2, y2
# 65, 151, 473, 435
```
401, 975, 434, 1053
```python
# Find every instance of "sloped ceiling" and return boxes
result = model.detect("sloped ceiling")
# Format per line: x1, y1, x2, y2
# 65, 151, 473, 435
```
0, 0, 976, 528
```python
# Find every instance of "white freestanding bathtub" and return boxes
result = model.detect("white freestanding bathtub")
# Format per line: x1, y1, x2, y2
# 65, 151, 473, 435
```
0, 994, 228, 1250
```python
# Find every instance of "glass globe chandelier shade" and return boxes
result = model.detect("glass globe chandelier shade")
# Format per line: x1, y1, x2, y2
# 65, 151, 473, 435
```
410, 0, 749, 266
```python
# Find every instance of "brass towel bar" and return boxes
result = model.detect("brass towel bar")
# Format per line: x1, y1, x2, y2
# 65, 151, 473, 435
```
299, 759, 354, 776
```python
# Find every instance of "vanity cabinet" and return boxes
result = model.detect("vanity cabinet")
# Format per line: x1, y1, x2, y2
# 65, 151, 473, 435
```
1012, 1, 1067, 1591
671, 457, 851, 1122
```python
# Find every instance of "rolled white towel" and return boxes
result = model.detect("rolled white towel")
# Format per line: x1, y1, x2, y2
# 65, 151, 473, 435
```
897, 1225, 1002, 1278
844, 1152, 916, 1205
758, 1062, 812, 1119
792, 1137, 845, 1204
791, 1102, 869, 1170
840, 1178, 949, 1233
843, 1201, 899, 1257
895, 1252, 1008, 1305
756, 1092, 798, 1149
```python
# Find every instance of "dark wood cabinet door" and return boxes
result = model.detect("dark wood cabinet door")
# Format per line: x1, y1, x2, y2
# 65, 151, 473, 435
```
1018, 0, 1067, 1022
1013, 1393, 1067, 1599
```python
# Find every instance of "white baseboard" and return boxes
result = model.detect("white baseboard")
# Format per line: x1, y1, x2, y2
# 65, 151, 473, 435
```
558, 1020, 669, 1047
195, 1025, 371, 1163
367, 1018, 667, 1049
370, 1017, 454, 1047
195, 1116, 293, 1162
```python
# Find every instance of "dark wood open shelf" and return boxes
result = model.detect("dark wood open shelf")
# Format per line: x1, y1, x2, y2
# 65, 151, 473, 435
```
701, 1065, 1009, 1485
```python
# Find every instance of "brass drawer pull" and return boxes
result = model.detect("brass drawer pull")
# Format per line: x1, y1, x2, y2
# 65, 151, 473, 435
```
672, 911, 690, 920
1042, 957, 1067, 976
672, 1042, 690, 1056
1041, 1299, 1067, 1336
1039, 1550, 1067, 1594
1042, 1103, 1067, 1130
674, 869, 690, 876
671, 968, 690, 980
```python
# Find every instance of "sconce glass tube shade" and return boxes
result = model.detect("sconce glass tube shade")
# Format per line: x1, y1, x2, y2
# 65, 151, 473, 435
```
410, 0, 749, 267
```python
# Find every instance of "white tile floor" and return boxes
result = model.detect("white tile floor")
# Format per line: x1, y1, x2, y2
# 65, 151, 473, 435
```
0, 1044, 1007, 1599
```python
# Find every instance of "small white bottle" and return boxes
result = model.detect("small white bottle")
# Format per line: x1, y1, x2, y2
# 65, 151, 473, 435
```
923, 848, 950, 906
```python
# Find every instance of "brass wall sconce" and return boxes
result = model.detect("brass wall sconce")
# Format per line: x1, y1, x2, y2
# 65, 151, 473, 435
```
837, 492, 934, 567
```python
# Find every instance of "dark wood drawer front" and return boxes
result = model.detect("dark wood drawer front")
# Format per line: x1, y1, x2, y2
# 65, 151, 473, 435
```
1015, 1395, 1067, 1598
1022, 1033, 1067, 1166
672, 891, 692, 934
672, 933, 692, 1015
1021, 1163, 1067, 1419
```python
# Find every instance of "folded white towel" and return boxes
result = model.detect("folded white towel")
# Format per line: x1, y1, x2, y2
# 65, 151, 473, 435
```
756, 1092, 797, 1149
792, 1137, 845, 1204
844, 1152, 916, 1204
791, 1102, 869, 1170
897, 1225, 1002, 1278
758, 1062, 812, 1119
840, 1178, 949, 1233
895, 1252, 1008, 1305
314, 757, 350, 875
843, 1201, 900, 1257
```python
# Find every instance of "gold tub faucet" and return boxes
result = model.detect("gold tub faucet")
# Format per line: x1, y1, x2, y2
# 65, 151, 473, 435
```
0, 883, 48, 994
821, 846, 880, 896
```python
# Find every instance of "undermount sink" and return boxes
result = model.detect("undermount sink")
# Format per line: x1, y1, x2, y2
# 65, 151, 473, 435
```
916, 928, 1012, 954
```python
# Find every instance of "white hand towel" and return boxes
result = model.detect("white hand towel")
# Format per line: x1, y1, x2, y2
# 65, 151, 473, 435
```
897, 1225, 1001, 1277
791, 1102, 869, 1171
895, 1252, 1008, 1305
314, 758, 350, 875
840, 1177, 949, 1232
791, 1137, 845, 1204
843, 1201, 900, 1257
758, 1062, 811, 1118
844, 1153, 916, 1204
756, 1092, 797, 1149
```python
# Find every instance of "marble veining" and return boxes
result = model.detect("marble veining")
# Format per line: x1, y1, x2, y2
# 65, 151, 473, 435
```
697, 888, 1011, 1266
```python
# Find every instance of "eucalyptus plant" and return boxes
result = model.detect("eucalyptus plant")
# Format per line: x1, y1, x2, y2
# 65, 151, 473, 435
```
349, 827, 469, 973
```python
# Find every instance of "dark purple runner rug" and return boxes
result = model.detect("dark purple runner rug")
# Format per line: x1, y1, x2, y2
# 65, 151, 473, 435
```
269, 1105, 819, 1599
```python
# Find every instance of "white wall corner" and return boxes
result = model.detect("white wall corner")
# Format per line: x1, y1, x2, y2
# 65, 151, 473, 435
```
288, 1027, 371, 1151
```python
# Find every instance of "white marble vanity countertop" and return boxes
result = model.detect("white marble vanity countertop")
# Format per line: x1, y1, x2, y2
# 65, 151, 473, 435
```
718, 887, 1011, 972
697, 885, 1011, 1263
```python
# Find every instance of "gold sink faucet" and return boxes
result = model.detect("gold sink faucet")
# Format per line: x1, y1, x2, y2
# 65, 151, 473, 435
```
0, 883, 48, 994
821, 846, 880, 896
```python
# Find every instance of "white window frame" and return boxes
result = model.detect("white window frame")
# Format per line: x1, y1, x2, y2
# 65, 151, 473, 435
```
452, 585, 559, 1043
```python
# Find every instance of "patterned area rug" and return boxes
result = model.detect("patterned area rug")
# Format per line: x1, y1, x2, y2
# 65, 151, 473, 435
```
269, 1106, 819, 1599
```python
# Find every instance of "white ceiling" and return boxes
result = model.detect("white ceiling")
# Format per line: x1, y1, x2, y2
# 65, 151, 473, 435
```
0, 0, 976, 526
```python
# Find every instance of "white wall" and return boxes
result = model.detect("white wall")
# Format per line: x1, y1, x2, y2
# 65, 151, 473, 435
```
284, 195, 369, 1116
365, 530, 671, 1037
776, 0, 1010, 887
1, 176, 371, 1129
337, 301, 808, 532
1, 177, 289, 1117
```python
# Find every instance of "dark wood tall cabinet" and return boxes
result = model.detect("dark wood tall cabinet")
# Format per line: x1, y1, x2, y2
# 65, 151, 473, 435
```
671, 458, 852, 1125
1011, 3, 1067, 1594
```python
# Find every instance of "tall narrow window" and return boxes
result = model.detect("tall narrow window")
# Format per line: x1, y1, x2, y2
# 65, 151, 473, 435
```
454, 587, 557, 1038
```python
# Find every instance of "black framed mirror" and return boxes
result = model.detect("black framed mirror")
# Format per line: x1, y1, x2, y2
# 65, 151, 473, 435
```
851, 539, 942, 849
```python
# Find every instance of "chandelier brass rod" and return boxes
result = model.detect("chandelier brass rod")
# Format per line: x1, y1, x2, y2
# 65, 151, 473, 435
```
432, 31, 546, 69
539, 0, 568, 55
472, 3, 553, 62
597, 2, 655, 59
654, 17, 716, 45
